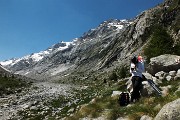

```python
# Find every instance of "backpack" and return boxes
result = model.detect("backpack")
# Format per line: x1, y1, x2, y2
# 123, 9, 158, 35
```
118, 92, 130, 106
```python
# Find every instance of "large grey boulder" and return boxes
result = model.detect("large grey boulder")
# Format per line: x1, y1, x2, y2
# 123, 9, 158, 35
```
147, 54, 180, 75
169, 71, 176, 77
176, 69, 180, 77
155, 71, 167, 80
174, 69, 180, 80
154, 98, 180, 120
166, 75, 173, 81
140, 115, 152, 120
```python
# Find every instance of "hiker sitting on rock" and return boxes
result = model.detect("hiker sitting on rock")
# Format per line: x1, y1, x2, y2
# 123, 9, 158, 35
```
130, 55, 145, 102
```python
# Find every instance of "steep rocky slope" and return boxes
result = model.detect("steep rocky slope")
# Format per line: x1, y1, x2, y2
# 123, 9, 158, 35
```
1, 19, 132, 81
0, 64, 11, 75
1, 0, 179, 83
53, 0, 179, 83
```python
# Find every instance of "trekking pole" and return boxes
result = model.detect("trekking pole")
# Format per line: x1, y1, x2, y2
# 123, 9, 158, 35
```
147, 79, 162, 96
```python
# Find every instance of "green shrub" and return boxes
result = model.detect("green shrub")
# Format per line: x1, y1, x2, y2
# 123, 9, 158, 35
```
108, 66, 129, 81
116, 66, 130, 79
0, 75, 29, 95
144, 26, 176, 62
173, 43, 180, 55
109, 71, 118, 81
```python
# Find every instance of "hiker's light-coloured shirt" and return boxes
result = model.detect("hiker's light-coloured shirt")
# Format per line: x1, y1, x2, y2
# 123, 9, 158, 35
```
130, 61, 145, 78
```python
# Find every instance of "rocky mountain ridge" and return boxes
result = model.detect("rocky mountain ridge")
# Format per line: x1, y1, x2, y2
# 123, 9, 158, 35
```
0, 63, 11, 75
0, 41, 73, 71
0, 19, 133, 81
0, 63, 34, 83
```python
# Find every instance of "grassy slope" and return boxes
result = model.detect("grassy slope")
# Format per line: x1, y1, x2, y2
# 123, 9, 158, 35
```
0, 75, 31, 96
65, 79, 180, 120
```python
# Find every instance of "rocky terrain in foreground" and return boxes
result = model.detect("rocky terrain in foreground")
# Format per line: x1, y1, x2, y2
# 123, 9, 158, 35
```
0, 82, 79, 120
0, 54, 179, 120
66, 54, 180, 120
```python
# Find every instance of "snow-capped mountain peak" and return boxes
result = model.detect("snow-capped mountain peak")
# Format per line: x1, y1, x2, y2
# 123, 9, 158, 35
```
0, 41, 74, 67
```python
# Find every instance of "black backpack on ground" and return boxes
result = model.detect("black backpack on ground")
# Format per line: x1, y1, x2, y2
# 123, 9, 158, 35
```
118, 92, 130, 106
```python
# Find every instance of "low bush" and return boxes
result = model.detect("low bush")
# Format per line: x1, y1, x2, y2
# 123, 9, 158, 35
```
0, 75, 29, 96
143, 25, 180, 62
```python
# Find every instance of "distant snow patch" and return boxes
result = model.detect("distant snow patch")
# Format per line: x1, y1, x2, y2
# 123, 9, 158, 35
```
0, 60, 13, 66
57, 42, 72, 51
114, 25, 124, 29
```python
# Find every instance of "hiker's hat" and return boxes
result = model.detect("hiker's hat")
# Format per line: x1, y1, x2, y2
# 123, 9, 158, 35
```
138, 56, 143, 62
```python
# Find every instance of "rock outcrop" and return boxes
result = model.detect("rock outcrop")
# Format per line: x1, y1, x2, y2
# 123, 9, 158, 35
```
147, 54, 180, 75
154, 98, 180, 120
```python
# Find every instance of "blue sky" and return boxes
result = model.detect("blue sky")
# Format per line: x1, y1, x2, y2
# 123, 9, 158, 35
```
0, 0, 163, 61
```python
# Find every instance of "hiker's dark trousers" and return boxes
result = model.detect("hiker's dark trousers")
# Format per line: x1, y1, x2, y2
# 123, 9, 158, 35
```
131, 76, 142, 102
